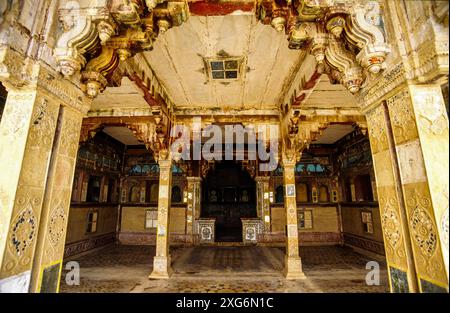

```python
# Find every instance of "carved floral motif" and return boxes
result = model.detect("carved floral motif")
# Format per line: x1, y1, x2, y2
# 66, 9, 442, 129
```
367, 105, 388, 153
48, 205, 67, 246
387, 90, 418, 143
410, 204, 438, 258
381, 205, 401, 250
412, 87, 448, 136
10, 205, 37, 256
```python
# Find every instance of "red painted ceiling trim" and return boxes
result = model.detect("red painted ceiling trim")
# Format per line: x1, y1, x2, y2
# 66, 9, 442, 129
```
292, 93, 306, 106
303, 70, 321, 90
128, 73, 159, 107
292, 70, 321, 106
188, 1, 254, 16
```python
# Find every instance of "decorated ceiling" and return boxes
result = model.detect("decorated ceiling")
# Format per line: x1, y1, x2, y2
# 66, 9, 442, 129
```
54, 0, 389, 115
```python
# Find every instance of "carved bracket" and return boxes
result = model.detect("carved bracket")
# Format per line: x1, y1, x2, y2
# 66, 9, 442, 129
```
54, 0, 189, 98
256, 0, 391, 94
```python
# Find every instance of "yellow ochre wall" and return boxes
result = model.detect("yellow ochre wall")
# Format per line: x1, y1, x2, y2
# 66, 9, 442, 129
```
271, 206, 339, 232
341, 206, 383, 242
117, 206, 188, 245
65, 206, 118, 244
270, 205, 341, 245
120, 206, 186, 233
340, 206, 385, 255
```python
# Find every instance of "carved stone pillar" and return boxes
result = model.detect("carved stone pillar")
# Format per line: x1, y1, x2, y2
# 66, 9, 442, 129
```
281, 157, 306, 280
386, 85, 448, 292
0, 88, 56, 292
0, 55, 88, 292
149, 157, 173, 279
366, 84, 449, 292
366, 103, 419, 292
255, 176, 271, 232
29, 106, 83, 292
186, 176, 201, 242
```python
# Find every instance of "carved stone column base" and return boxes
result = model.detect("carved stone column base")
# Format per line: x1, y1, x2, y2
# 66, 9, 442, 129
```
149, 255, 173, 279
284, 255, 306, 280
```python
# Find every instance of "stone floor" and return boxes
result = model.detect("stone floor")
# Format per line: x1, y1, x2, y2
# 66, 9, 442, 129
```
60, 244, 388, 293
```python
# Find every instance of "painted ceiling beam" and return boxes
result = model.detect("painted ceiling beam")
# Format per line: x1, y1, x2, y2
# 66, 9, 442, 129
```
187, 0, 255, 16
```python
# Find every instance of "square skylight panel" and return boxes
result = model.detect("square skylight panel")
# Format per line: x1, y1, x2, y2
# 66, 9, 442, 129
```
209, 59, 241, 81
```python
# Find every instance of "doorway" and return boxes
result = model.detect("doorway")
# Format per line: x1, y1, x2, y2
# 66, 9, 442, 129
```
202, 161, 257, 242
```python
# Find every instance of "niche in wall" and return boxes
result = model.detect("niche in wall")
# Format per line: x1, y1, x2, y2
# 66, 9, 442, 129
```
275, 185, 284, 204
86, 176, 101, 202
319, 185, 329, 202
296, 183, 309, 202
354, 174, 374, 201
171, 185, 182, 203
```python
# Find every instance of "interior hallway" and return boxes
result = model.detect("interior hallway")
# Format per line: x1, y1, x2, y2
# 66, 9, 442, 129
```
60, 245, 388, 293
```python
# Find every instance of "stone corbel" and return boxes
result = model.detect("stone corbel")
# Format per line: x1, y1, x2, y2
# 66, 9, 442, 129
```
255, 0, 272, 25
126, 121, 158, 153
97, 20, 117, 45
79, 122, 104, 145
242, 160, 257, 178
81, 47, 120, 98
110, 0, 142, 25
141, 16, 157, 50
289, 22, 316, 50
0, 47, 36, 89
54, 2, 102, 78
281, 112, 314, 162
353, 121, 368, 135
0, 47, 91, 115
167, 1, 190, 27
201, 160, 214, 179
255, 0, 289, 32
153, 1, 190, 35
325, 9, 348, 38
296, 0, 323, 22
310, 33, 328, 67
137, 108, 171, 160
106, 25, 155, 63
145, 0, 165, 12
344, 1, 390, 74
325, 38, 363, 93
53, 0, 190, 99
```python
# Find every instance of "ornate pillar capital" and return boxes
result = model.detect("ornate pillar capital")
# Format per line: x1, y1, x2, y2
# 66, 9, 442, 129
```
0, 46, 91, 115
255, 176, 270, 183
281, 153, 299, 168
186, 176, 202, 183
0, 46, 34, 91
158, 157, 172, 169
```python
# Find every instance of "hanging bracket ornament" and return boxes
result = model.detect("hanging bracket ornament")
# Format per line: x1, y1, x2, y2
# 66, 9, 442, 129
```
54, 0, 189, 98
255, 0, 390, 94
